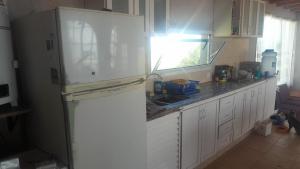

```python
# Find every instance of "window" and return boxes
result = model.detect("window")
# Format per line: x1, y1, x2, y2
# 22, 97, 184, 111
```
257, 15, 297, 85
150, 34, 210, 72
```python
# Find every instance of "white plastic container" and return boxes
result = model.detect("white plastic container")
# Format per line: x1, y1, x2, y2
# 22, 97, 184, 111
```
261, 49, 277, 77
255, 120, 272, 136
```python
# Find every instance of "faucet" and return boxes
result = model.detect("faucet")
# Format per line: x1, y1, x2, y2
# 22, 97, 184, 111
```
146, 73, 163, 81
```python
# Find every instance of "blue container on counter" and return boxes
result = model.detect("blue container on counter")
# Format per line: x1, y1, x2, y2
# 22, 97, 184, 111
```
165, 80, 200, 95
154, 80, 164, 95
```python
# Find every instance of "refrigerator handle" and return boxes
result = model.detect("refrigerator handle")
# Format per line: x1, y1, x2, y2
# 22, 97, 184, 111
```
63, 78, 145, 101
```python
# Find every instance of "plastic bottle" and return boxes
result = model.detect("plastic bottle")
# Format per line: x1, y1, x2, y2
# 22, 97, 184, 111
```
261, 49, 277, 77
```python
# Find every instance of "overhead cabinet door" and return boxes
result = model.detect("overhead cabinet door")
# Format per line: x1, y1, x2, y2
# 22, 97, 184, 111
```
169, 0, 213, 34
257, 1, 266, 36
214, 0, 265, 37
248, 0, 259, 36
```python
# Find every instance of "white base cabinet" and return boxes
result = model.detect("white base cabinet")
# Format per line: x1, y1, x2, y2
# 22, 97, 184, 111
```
217, 120, 233, 151
148, 77, 277, 169
182, 107, 200, 169
147, 112, 181, 169
256, 83, 266, 121
242, 89, 252, 134
199, 100, 218, 162
264, 78, 277, 120
249, 86, 259, 129
233, 92, 244, 140
181, 100, 218, 169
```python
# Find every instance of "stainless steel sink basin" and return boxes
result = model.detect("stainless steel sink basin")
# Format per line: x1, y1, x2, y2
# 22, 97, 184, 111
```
153, 95, 190, 106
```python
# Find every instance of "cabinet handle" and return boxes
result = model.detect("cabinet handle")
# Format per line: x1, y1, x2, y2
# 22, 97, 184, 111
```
46, 39, 54, 51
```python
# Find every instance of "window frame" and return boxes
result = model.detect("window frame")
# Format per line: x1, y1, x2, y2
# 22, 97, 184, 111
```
148, 34, 212, 76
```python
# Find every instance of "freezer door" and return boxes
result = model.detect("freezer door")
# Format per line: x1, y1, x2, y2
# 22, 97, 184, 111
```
65, 84, 147, 169
57, 8, 145, 85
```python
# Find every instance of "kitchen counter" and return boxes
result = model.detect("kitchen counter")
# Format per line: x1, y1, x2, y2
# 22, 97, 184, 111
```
147, 78, 274, 121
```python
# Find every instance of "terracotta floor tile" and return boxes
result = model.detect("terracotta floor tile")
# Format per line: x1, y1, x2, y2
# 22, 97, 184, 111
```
204, 128, 300, 169
290, 161, 300, 169
250, 159, 292, 169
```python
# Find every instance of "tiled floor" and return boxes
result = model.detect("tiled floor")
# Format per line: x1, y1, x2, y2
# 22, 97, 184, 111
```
204, 126, 300, 169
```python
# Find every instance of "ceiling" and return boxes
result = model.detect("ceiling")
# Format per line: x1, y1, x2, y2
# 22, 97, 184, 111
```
264, 0, 300, 13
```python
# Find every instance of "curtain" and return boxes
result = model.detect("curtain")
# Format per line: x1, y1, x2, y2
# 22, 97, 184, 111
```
257, 15, 297, 86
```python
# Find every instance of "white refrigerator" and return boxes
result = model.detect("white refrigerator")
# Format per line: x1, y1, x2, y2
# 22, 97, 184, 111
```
14, 7, 146, 169
0, 6, 17, 106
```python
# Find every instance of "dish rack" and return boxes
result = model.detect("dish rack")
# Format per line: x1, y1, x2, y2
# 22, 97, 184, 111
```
164, 79, 200, 96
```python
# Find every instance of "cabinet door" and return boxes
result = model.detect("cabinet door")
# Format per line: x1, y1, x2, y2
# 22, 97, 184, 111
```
217, 120, 233, 151
147, 112, 180, 169
213, 0, 234, 36
182, 107, 199, 169
241, 0, 250, 36
264, 78, 277, 120
233, 92, 244, 140
257, 1, 265, 36
106, 0, 135, 15
249, 87, 258, 129
256, 83, 266, 121
248, 0, 259, 36
242, 89, 251, 134
200, 100, 218, 162
169, 0, 213, 34
149, 0, 169, 34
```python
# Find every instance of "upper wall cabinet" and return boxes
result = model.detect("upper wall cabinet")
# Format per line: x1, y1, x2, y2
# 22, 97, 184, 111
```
148, 0, 213, 35
86, 0, 141, 15
213, 0, 265, 37
169, 0, 213, 35
149, 0, 169, 34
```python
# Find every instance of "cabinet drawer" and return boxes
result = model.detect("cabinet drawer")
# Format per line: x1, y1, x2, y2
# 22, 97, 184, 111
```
219, 95, 234, 125
218, 120, 233, 138
217, 120, 233, 151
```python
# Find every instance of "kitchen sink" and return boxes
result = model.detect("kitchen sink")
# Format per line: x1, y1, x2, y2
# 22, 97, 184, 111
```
153, 95, 190, 106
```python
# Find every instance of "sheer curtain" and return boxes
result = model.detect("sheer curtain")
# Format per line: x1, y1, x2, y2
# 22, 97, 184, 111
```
257, 15, 297, 86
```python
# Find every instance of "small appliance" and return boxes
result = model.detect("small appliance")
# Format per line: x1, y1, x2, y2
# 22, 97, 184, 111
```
261, 49, 277, 77
239, 62, 261, 79
214, 65, 234, 82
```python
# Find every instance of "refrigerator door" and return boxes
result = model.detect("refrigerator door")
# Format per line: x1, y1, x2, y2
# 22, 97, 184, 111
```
57, 8, 145, 86
65, 83, 147, 169
0, 29, 17, 106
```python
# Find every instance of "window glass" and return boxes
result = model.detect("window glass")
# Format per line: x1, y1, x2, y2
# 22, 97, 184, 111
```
151, 34, 210, 71
257, 15, 296, 85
